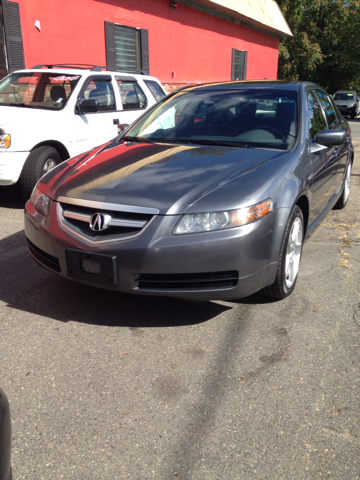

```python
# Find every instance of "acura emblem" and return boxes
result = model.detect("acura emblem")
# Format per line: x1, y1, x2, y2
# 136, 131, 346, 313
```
90, 213, 109, 231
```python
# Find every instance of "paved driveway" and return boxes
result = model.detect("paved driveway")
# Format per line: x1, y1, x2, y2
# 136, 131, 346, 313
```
0, 134, 359, 479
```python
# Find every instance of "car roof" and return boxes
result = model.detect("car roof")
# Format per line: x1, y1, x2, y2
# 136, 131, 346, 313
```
179, 80, 320, 93
334, 90, 357, 93
11, 66, 159, 81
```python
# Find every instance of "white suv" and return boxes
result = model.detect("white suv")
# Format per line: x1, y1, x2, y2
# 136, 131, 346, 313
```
0, 64, 166, 198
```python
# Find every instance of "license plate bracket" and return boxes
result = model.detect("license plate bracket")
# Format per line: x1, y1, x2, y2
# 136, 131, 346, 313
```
66, 249, 118, 286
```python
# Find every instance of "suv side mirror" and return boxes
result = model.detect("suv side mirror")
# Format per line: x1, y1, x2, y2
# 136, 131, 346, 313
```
77, 99, 100, 114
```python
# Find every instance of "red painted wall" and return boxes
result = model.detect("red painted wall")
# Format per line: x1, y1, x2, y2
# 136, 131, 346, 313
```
15, 0, 279, 84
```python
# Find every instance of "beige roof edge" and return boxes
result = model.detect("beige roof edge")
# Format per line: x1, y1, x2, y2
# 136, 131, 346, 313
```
181, 0, 293, 38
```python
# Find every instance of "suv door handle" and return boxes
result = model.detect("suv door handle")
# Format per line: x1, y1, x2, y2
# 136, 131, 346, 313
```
113, 119, 119, 125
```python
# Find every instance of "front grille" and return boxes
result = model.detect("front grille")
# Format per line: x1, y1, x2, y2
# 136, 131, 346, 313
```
137, 271, 238, 290
58, 200, 156, 244
27, 238, 61, 273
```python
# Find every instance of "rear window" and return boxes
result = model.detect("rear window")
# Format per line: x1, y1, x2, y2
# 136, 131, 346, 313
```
0, 72, 81, 110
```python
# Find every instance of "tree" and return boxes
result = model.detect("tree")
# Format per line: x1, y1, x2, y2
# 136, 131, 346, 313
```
277, 0, 360, 92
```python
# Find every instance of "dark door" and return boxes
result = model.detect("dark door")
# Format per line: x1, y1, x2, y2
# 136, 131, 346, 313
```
0, 3, 7, 78
307, 90, 339, 226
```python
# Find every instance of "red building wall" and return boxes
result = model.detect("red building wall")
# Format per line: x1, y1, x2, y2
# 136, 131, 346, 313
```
15, 0, 279, 85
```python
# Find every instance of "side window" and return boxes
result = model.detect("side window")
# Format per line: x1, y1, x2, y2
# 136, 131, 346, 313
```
308, 91, 327, 139
80, 78, 115, 112
316, 90, 337, 127
116, 79, 147, 110
144, 80, 166, 101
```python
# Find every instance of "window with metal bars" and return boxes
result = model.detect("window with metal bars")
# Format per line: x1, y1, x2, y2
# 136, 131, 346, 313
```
231, 49, 247, 81
105, 22, 149, 75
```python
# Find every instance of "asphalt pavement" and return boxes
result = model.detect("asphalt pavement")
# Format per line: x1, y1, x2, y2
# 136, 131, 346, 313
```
0, 123, 360, 479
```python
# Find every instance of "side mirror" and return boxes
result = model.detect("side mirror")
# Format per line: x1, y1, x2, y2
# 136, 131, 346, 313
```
315, 130, 346, 146
77, 99, 100, 114
118, 124, 129, 134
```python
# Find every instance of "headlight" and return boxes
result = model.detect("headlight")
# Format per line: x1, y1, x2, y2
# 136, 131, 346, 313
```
30, 185, 50, 216
173, 199, 272, 235
348, 103, 355, 108
0, 133, 11, 148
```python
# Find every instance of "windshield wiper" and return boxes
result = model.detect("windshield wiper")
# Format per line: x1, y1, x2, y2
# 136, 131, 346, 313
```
122, 135, 155, 144
154, 138, 254, 148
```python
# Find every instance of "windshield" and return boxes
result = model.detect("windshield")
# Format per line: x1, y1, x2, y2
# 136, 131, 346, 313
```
124, 89, 298, 150
0, 72, 81, 110
334, 93, 355, 101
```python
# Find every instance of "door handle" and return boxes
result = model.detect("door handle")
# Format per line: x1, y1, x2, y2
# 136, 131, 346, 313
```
113, 119, 119, 125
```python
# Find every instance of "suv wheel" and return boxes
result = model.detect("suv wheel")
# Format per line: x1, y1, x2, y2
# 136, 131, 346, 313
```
20, 146, 61, 200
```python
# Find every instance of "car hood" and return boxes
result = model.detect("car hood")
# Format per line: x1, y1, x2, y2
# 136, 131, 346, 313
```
0, 104, 62, 128
52, 141, 288, 215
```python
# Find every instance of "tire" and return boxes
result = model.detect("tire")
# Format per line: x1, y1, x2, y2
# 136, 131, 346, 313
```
350, 111, 356, 119
19, 146, 61, 200
262, 205, 304, 299
333, 161, 352, 210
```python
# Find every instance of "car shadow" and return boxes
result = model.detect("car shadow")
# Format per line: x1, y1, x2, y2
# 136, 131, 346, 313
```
0, 184, 26, 209
0, 230, 238, 327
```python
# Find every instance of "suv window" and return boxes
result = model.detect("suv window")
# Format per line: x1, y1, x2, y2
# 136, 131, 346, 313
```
144, 80, 166, 101
80, 78, 115, 112
116, 79, 147, 110
0, 72, 81, 110
308, 91, 327, 139
316, 90, 337, 128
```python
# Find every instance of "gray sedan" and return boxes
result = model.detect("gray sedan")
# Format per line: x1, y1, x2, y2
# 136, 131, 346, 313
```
24, 81, 353, 300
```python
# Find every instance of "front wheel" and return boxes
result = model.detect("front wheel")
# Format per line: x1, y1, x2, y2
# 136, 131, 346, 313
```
262, 206, 304, 299
19, 146, 61, 200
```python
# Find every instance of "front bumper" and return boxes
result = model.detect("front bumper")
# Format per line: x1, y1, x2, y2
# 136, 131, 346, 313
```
337, 105, 356, 116
0, 150, 29, 185
24, 199, 290, 300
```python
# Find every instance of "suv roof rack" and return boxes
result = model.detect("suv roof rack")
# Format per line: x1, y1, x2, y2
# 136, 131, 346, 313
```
29, 64, 149, 75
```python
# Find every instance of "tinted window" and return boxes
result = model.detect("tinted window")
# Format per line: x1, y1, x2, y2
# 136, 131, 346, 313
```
316, 90, 337, 127
81, 79, 115, 112
116, 79, 147, 110
126, 89, 298, 151
334, 92, 355, 101
144, 80, 165, 101
308, 91, 327, 138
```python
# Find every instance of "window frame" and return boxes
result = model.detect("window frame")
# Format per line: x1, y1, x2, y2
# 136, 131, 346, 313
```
116, 77, 148, 111
105, 21, 149, 75
76, 75, 116, 114
308, 90, 328, 140
316, 90, 340, 129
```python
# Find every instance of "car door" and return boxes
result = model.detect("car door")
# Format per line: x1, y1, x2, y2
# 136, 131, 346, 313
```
72, 75, 120, 154
317, 90, 349, 196
307, 90, 340, 225
115, 76, 149, 125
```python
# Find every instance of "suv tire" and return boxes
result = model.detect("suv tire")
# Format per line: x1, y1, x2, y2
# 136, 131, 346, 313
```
20, 146, 61, 200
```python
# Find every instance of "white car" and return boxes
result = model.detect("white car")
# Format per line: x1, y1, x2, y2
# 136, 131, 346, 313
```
0, 64, 166, 198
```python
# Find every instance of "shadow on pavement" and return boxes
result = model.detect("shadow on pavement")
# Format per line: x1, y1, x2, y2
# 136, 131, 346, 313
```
0, 184, 25, 210
0, 231, 236, 327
